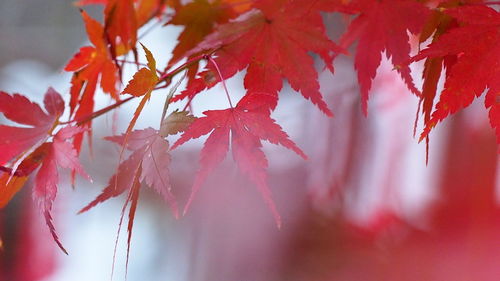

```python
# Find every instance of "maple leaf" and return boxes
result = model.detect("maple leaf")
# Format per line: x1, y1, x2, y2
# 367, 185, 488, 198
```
123, 44, 159, 97
339, 0, 430, 114
409, 0, 464, 160
104, 0, 138, 56
410, 5, 500, 143
171, 93, 307, 227
75, 0, 169, 28
173, 0, 343, 116
0, 88, 64, 208
65, 11, 120, 153
79, 128, 177, 269
0, 144, 49, 208
135, 0, 172, 27
0, 88, 64, 165
66, 11, 119, 103
0, 88, 90, 254
122, 43, 160, 137
167, 0, 238, 81
160, 110, 197, 137
79, 128, 177, 215
34, 126, 91, 254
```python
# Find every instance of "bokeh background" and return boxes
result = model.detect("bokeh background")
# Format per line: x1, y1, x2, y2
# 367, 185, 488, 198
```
1, 1, 499, 281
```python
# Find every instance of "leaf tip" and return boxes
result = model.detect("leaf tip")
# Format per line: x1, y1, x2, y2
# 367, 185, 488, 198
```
44, 210, 69, 255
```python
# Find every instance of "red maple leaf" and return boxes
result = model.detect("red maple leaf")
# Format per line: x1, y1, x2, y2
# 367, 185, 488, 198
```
167, 0, 238, 81
0, 88, 64, 165
171, 93, 307, 227
122, 43, 159, 98
103, 0, 174, 60
339, 0, 430, 114
0, 144, 49, 208
173, 0, 343, 116
0, 88, 90, 254
79, 128, 177, 215
34, 126, 91, 254
411, 5, 500, 143
408, 0, 465, 160
104, 0, 138, 57
121, 44, 160, 140
135, 0, 172, 26
66, 10, 119, 105
79, 128, 177, 269
65, 11, 120, 153
76, 0, 172, 23
0, 88, 65, 208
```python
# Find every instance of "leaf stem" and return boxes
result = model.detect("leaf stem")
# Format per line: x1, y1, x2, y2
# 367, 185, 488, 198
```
116, 59, 163, 75
159, 53, 208, 81
116, 59, 149, 68
182, 95, 195, 112
207, 55, 233, 108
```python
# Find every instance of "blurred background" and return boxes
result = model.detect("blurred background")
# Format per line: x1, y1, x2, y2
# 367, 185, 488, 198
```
1, 1, 499, 281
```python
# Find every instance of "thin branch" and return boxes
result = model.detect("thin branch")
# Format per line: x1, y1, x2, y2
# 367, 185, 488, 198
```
159, 53, 208, 81
58, 96, 134, 126
60, 54, 210, 127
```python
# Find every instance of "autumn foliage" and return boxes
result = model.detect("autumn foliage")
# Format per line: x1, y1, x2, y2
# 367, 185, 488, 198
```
0, 0, 499, 272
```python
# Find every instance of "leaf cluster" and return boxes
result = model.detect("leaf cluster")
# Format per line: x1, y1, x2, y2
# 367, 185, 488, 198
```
1, 0, 499, 267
